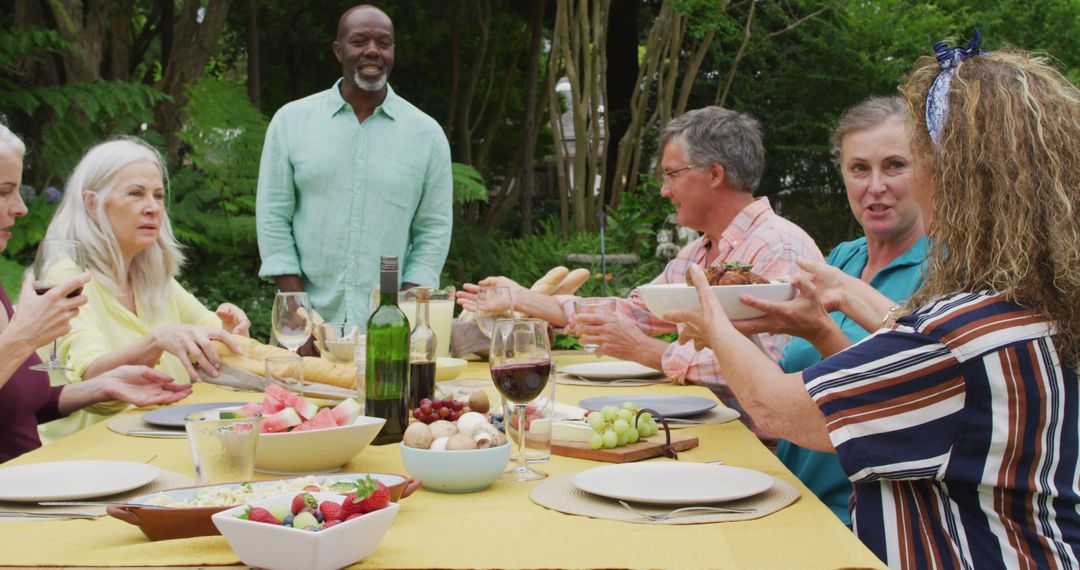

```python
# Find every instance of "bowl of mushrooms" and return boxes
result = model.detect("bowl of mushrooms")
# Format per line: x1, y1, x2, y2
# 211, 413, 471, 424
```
399, 412, 510, 493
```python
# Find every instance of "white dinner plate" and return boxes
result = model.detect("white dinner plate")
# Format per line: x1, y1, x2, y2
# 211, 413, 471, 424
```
0, 460, 162, 502
560, 361, 664, 380
572, 462, 773, 505
142, 402, 248, 428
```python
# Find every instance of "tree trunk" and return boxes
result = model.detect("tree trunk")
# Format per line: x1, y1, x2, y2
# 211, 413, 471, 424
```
245, 0, 261, 109
48, 0, 109, 83
455, 0, 491, 167
603, 0, 639, 208
108, 0, 133, 81
155, 0, 233, 160
518, 0, 546, 235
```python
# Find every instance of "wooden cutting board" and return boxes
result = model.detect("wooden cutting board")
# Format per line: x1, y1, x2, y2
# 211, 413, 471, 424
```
552, 433, 699, 463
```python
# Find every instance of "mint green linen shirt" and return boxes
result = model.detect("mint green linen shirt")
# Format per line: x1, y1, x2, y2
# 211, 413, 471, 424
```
256, 82, 452, 323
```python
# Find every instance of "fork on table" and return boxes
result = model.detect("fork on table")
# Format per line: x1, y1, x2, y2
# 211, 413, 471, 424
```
617, 500, 755, 521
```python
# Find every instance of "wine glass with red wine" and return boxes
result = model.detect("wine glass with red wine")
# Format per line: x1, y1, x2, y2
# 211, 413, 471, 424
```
30, 239, 87, 371
489, 318, 552, 482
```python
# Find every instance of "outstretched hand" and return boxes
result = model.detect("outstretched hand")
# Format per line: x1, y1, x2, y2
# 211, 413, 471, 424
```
731, 272, 836, 342
661, 265, 733, 352
98, 365, 193, 407
455, 276, 528, 312
216, 303, 251, 336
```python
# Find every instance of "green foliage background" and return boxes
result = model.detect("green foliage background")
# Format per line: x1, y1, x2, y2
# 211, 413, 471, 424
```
1, 0, 1078, 345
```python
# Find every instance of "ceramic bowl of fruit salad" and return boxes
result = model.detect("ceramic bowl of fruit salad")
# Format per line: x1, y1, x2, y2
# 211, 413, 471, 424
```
212, 483, 398, 570
107, 473, 413, 541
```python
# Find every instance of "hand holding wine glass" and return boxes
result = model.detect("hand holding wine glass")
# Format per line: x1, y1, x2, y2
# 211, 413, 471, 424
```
30, 239, 88, 371
271, 292, 313, 353
489, 318, 552, 482
5, 271, 88, 357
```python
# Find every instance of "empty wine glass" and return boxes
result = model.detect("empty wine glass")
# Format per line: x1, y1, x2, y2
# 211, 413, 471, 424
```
489, 318, 551, 482
30, 239, 87, 371
475, 286, 514, 337
271, 292, 312, 352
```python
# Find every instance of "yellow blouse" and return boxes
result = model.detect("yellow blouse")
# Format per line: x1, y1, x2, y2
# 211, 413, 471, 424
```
38, 277, 221, 443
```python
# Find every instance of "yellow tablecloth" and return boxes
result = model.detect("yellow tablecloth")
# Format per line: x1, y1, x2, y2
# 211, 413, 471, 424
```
0, 354, 886, 569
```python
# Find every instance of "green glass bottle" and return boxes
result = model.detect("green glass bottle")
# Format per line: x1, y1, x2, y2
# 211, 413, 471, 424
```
366, 256, 410, 445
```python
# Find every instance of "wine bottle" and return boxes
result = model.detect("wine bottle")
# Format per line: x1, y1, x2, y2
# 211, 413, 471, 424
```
366, 256, 410, 445
408, 287, 437, 408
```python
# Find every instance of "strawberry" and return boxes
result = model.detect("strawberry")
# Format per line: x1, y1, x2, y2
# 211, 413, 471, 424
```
240, 506, 280, 525
319, 500, 343, 522
335, 475, 390, 517
345, 513, 363, 521
291, 492, 318, 515
339, 492, 366, 519
323, 519, 341, 529
358, 481, 390, 513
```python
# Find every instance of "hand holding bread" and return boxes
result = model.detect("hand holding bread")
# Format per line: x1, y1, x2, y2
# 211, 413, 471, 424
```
210, 334, 356, 389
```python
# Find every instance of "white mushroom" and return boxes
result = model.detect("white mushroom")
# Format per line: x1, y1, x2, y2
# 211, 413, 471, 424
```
429, 436, 450, 451
429, 420, 458, 440
455, 412, 488, 437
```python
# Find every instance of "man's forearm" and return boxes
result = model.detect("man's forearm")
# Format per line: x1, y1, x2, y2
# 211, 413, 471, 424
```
274, 275, 304, 293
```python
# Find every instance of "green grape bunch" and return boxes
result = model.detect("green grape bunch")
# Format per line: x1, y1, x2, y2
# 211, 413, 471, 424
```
585, 402, 659, 450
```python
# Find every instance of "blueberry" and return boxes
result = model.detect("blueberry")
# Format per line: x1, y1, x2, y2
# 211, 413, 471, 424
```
283, 515, 295, 526
315, 511, 324, 523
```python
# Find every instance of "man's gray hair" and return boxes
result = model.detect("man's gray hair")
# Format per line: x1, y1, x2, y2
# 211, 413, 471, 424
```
660, 106, 765, 193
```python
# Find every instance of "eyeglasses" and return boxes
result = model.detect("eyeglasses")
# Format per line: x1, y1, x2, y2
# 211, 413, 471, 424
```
661, 165, 698, 183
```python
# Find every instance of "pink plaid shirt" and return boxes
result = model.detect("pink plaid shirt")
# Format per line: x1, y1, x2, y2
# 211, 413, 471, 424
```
558, 198, 823, 432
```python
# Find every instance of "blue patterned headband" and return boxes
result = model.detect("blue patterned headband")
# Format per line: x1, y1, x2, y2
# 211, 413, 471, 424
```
926, 30, 986, 145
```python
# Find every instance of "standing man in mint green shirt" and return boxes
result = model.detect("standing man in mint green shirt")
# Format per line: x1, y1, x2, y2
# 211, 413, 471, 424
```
256, 4, 452, 343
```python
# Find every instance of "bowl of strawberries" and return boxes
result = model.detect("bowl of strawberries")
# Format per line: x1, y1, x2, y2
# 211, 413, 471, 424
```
212, 478, 398, 570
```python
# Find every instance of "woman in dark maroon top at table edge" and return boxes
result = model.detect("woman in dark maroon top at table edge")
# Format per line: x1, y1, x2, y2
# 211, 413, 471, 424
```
0, 125, 193, 463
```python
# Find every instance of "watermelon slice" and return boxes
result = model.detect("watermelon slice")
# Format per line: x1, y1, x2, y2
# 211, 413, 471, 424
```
293, 408, 338, 432
330, 398, 362, 426
261, 392, 286, 415
264, 383, 299, 407
239, 402, 262, 414
261, 407, 302, 433
292, 397, 320, 420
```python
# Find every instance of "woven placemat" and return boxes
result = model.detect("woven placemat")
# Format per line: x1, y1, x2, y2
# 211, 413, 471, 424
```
0, 470, 194, 521
530, 474, 798, 524
108, 414, 187, 439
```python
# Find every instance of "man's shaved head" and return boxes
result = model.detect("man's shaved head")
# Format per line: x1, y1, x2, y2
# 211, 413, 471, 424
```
337, 5, 393, 41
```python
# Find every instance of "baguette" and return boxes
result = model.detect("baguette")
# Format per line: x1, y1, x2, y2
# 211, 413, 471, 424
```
554, 268, 591, 295
530, 266, 569, 295
211, 336, 357, 389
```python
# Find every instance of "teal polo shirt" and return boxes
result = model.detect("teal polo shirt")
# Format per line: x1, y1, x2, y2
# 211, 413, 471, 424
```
777, 236, 928, 524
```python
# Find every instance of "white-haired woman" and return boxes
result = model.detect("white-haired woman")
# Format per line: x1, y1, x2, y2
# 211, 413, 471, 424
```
0, 126, 192, 461
39, 137, 247, 441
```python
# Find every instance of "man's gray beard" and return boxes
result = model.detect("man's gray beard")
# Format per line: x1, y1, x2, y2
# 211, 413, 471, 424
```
353, 71, 387, 92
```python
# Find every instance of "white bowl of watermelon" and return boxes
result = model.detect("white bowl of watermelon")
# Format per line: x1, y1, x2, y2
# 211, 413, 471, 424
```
240, 385, 386, 474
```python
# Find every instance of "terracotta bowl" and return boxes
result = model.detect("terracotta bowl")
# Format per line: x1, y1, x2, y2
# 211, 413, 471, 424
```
108, 473, 417, 541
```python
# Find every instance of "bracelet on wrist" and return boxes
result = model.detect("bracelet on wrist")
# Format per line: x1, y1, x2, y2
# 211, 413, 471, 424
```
881, 305, 906, 329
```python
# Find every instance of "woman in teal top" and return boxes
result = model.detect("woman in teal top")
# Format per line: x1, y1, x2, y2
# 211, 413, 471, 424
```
765, 97, 928, 524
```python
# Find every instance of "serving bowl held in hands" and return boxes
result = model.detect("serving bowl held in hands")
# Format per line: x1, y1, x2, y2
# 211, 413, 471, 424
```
212, 491, 399, 570
400, 441, 511, 493
636, 282, 795, 321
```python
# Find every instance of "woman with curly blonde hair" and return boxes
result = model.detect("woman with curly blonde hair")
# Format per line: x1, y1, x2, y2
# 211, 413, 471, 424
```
668, 35, 1080, 568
